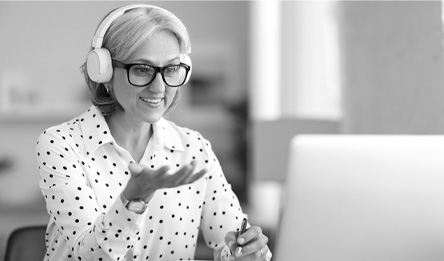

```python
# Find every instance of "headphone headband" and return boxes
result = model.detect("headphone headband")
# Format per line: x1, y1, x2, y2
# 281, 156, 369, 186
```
92, 4, 162, 49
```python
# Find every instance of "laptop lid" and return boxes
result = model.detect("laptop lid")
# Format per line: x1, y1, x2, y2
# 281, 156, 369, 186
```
275, 135, 444, 261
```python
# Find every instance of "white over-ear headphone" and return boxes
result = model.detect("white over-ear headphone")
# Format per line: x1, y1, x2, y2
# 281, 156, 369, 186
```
86, 4, 192, 84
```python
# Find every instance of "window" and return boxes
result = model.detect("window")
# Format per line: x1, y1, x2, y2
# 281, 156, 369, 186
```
250, 1, 341, 121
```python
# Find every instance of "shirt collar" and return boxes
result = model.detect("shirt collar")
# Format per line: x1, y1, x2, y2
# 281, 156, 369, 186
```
153, 117, 185, 152
80, 106, 184, 155
79, 106, 115, 155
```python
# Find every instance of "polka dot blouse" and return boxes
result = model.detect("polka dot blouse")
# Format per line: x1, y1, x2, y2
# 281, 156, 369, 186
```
36, 106, 246, 261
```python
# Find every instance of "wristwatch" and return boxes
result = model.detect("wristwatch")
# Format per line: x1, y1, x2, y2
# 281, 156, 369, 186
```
120, 192, 149, 214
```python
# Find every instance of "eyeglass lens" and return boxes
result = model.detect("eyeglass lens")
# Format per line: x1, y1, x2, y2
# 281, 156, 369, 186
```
129, 65, 187, 87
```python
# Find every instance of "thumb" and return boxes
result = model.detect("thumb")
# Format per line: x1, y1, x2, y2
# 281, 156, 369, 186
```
224, 231, 238, 253
128, 162, 144, 176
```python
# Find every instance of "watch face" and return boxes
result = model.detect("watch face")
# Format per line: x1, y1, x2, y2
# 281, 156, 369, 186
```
128, 200, 147, 213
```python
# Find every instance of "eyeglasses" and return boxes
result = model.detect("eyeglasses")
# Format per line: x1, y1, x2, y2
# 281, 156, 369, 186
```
112, 60, 190, 87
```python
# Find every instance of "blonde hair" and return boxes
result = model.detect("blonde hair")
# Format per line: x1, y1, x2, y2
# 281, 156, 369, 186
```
81, 6, 191, 117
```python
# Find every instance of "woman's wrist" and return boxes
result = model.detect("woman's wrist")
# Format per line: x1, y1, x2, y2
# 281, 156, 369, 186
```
122, 186, 155, 202
123, 179, 155, 201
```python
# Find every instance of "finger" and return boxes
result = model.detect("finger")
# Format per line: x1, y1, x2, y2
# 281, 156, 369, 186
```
129, 163, 170, 180
128, 162, 144, 176
241, 236, 269, 257
224, 231, 238, 254
151, 166, 171, 179
236, 228, 268, 257
255, 245, 269, 260
188, 169, 207, 183
170, 163, 195, 186
180, 161, 199, 183
171, 162, 207, 186
237, 226, 262, 245
182, 166, 206, 184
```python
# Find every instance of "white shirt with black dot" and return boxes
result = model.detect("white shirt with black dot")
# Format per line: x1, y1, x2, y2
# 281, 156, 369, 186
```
36, 105, 246, 261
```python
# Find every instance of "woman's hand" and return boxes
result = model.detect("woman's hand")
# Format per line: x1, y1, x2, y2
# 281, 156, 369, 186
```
225, 226, 271, 261
123, 161, 206, 202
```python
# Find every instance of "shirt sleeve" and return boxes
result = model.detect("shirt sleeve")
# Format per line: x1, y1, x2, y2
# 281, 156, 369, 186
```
37, 128, 147, 261
197, 137, 247, 259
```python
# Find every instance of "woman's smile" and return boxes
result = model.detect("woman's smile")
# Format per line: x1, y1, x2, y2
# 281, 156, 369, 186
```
139, 96, 164, 107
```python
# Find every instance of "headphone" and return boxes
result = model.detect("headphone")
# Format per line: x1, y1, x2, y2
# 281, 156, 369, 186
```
86, 4, 192, 84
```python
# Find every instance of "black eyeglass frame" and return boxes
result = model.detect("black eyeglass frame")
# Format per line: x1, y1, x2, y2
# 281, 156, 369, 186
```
111, 60, 191, 87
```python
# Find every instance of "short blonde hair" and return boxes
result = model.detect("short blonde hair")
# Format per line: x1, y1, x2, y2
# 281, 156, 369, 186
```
81, 6, 191, 117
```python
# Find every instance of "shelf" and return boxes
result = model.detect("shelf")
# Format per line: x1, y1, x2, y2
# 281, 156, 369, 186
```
0, 102, 91, 124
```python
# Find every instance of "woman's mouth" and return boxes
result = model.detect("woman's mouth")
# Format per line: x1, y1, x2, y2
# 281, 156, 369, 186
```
139, 97, 163, 107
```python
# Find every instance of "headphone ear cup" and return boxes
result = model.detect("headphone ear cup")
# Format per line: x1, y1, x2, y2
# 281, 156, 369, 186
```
183, 54, 192, 85
87, 48, 113, 83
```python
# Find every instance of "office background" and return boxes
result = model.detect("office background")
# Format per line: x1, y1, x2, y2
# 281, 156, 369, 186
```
1, 0, 444, 258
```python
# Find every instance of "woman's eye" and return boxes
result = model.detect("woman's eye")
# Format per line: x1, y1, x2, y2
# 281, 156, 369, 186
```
131, 65, 152, 76
164, 66, 179, 75
135, 67, 148, 73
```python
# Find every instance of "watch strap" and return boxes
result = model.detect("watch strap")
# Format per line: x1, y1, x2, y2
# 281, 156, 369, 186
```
120, 192, 130, 206
120, 192, 148, 214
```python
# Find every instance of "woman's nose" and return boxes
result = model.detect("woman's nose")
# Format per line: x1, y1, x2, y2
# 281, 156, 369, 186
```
149, 72, 166, 92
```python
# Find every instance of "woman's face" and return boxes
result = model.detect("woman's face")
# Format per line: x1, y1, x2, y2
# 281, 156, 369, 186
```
110, 30, 180, 125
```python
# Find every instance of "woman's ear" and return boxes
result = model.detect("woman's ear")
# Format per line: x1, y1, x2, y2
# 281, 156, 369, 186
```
103, 82, 112, 95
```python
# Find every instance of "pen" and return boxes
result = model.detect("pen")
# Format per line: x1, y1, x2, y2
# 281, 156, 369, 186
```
236, 217, 248, 256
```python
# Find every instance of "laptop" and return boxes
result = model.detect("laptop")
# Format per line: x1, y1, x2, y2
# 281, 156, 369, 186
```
275, 135, 444, 261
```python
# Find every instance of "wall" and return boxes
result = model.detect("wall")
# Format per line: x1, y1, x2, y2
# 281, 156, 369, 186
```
251, 119, 339, 182
339, 1, 444, 134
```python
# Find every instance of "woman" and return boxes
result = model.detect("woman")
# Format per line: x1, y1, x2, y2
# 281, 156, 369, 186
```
36, 4, 271, 261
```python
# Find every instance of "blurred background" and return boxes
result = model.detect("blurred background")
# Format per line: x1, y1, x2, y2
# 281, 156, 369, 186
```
1, 0, 444, 258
